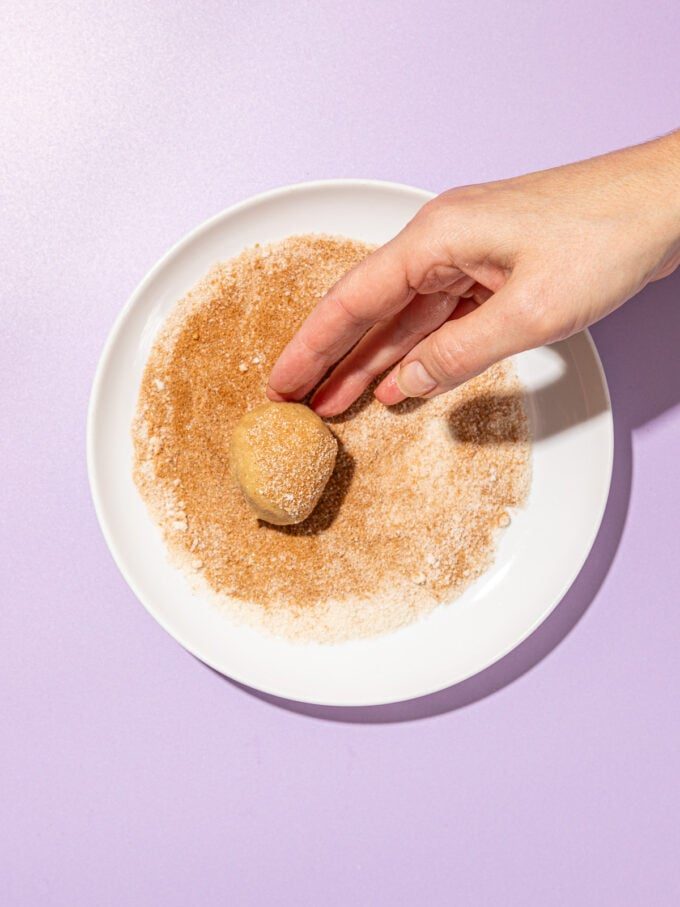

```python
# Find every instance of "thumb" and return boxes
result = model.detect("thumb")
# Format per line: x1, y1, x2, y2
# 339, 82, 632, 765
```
392, 281, 530, 399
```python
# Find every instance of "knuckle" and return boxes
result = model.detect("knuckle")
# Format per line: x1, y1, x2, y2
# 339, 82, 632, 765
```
297, 331, 331, 361
510, 286, 557, 343
411, 199, 456, 244
419, 198, 456, 234
417, 197, 445, 221
335, 293, 370, 327
428, 330, 469, 381
408, 203, 463, 293
324, 283, 370, 328
414, 263, 458, 294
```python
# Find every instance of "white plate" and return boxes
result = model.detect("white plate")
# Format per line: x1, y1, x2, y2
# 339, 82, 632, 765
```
87, 180, 613, 707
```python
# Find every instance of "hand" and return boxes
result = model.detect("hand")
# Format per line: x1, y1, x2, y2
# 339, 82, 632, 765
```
267, 132, 680, 415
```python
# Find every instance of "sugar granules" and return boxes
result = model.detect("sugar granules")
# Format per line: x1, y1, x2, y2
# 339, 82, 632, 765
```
133, 234, 531, 643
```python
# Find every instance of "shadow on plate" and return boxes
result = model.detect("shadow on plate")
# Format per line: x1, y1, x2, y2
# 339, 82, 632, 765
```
225, 270, 680, 723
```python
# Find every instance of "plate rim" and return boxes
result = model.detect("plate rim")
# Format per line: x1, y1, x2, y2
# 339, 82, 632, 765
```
87, 178, 614, 707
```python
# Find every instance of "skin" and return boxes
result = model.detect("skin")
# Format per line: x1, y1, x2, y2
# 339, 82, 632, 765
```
267, 131, 680, 415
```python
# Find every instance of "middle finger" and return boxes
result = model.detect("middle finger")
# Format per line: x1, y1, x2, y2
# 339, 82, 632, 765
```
311, 291, 459, 416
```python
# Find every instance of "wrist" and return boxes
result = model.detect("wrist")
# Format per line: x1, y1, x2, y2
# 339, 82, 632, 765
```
630, 131, 680, 280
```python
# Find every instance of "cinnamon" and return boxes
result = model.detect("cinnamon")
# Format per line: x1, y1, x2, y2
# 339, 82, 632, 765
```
133, 235, 531, 643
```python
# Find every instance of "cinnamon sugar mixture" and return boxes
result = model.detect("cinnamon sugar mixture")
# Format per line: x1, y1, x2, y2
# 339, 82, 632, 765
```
133, 235, 531, 643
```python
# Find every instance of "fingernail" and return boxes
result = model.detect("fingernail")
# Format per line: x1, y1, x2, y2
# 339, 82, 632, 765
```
396, 361, 437, 397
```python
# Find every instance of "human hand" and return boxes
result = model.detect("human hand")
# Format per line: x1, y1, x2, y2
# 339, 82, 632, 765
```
267, 132, 680, 415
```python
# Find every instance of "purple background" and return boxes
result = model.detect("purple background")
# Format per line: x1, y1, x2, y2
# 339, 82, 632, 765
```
2, 2, 680, 904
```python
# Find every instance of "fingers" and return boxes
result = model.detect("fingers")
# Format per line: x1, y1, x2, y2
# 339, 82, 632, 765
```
266, 238, 415, 401
310, 291, 459, 416
266, 207, 470, 401
374, 280, 529, 405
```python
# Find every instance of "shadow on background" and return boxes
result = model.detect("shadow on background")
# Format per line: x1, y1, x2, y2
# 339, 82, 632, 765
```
227, 270, 680, 723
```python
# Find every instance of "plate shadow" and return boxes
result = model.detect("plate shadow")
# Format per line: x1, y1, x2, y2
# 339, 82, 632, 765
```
223, 270, 680, 723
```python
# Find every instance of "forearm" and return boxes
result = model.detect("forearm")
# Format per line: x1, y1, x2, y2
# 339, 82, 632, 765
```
637, 130, 680, 280
581, 130, 680, 282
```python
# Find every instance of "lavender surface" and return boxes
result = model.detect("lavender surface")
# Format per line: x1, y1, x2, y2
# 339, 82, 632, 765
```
2, 2, 679, 904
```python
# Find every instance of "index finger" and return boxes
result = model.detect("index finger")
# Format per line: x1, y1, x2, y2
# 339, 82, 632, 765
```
266, 237, 414, 401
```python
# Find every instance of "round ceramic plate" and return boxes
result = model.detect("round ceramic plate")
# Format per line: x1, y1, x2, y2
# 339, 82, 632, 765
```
88, 180, 613, 707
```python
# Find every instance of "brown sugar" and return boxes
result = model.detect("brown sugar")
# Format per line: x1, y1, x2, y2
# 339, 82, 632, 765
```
133, 235, 531, 643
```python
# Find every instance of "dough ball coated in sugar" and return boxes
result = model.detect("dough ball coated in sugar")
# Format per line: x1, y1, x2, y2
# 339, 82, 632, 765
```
230, 402, 338, 525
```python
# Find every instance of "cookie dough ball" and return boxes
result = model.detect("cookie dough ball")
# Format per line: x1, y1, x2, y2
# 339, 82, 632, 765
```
230, 402, 338, 525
